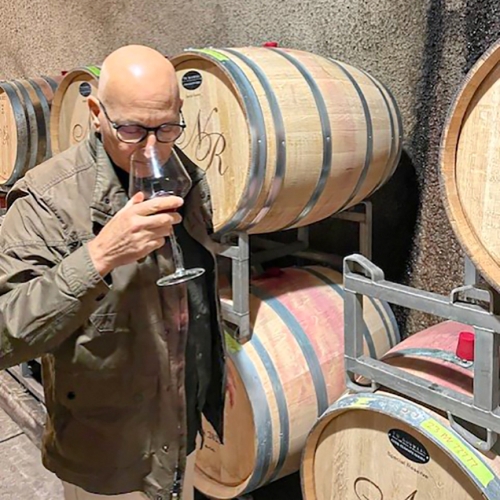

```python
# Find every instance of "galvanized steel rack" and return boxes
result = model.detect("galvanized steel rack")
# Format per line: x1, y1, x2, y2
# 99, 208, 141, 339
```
218, 201, 373, 343
343, 252, 500, 452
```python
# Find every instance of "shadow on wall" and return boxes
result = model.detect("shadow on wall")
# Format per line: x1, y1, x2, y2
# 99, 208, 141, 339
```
465, 0, 500, 72
309, 149, 420, 285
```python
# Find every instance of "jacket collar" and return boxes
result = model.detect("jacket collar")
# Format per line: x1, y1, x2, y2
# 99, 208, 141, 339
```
87, 132, 128, 227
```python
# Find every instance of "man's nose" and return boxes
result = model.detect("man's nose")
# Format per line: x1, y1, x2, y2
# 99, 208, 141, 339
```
145, 131, 157, 149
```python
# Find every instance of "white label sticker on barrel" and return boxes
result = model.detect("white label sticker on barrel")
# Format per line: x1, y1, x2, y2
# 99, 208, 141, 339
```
388, 429, 430, 464
182, 71, 203, 91
79, 82, 92, 98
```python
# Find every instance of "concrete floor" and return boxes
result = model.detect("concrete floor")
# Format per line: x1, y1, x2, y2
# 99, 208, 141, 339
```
0, 407, 63, 499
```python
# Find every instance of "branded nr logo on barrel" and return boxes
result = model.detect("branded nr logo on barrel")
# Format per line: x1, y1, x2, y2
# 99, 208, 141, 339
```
352, 428, 425, 499
176, 107, 227, 176
354, 477, 418, 500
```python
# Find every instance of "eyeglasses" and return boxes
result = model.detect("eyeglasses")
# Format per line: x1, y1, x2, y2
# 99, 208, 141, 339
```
98, 100, 186, 144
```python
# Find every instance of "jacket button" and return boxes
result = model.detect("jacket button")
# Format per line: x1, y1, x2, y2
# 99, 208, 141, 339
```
162, 444, 169, 452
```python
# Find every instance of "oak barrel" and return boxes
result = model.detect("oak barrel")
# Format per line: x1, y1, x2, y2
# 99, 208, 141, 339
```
195, 265, 400, 498
440, 38, 500, 291
301, 320, 500, 500
0, 76, 61, 186
49, 66, 100, 155
172, 47, 403, 235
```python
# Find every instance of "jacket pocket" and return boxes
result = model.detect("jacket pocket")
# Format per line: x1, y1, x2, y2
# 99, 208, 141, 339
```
55, 369, 158, 411
71, 313, 132, 371
89, 312, 117, 333
52, 370, 158, 469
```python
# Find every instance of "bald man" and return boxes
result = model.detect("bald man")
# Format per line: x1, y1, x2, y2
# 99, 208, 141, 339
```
0, 45, 226, 500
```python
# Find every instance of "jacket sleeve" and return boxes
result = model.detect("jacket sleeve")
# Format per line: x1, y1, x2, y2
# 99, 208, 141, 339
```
0, 187, 110, 370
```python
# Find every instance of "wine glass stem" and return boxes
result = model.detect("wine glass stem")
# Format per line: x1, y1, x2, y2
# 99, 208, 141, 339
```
168, 233, 186, 273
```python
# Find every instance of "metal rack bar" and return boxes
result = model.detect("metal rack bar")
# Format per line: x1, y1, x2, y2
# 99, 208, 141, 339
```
218, 202, 373, 343
464, 254, 481, 286
343, 253, 500, 451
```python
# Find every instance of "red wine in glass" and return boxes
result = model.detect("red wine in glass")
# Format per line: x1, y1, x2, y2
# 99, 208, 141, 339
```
129, 147, 205, 286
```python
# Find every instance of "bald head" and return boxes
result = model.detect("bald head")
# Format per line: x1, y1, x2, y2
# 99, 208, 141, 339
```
89, 44, 182, 170
98, 45, 179, 112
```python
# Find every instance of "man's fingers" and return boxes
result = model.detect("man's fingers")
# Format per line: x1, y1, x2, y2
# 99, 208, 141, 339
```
145, 212, 183, 231
134, 195, 184, 216
126, 191, 145, 208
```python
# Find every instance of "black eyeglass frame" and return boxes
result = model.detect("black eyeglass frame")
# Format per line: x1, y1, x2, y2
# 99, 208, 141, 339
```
98, 100, 186, 144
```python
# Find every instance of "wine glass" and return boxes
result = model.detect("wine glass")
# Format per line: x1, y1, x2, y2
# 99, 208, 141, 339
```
129, 146, 205, 286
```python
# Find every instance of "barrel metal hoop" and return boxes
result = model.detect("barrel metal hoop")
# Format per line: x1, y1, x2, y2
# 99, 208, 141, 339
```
223, 48, 287, 230
382, 348, 474, 370
191, 49, 267, 235
229, 343, 274, 494
357, 68, 397, 197
270, 49, 333, 230
248, 334, 290, 488
15, 80, 47, 167
379, 78, 404, 180
27, 78, 51, 160
330, 59, 374, 212
0, 82, 29, 185
41, 75, 60, 93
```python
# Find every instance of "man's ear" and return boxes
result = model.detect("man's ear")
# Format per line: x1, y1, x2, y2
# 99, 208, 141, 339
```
87, 96, 101, 131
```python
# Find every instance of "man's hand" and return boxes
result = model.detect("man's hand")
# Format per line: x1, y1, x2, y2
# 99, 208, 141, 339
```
87, 192, 184, 277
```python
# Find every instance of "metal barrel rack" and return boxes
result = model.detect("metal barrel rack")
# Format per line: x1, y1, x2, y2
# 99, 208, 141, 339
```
218, 201, 373, 343
343, 252, 500, 452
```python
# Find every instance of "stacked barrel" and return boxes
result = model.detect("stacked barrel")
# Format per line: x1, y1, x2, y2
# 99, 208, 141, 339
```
197, 266, 400, 498
301, 321, 500, 500
0, 76, 61, 186
49, 66, 100, 154
0, 66, 100, 189
173, 47, 402, 234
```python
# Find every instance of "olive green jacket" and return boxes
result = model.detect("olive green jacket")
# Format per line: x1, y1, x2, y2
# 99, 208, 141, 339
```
0, 133, 226, 500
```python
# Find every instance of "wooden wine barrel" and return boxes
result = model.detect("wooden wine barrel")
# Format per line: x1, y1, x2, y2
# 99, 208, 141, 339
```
172, 47, 403, 235
0, 76, 61, 186
49, 66, 100, 155
301, 320, 500, 500
195, 265, 400, 498
440, 38, 500, 291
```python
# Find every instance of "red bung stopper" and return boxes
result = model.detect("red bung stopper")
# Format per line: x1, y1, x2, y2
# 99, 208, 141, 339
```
456, 331, 475, 361
263, 41, 279, 48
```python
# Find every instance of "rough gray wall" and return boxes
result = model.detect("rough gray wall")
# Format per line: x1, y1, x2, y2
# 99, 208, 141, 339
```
1, 0, 499, 339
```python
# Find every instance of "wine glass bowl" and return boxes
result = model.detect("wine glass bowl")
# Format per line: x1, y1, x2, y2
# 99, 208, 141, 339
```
129, 146, 205, 286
